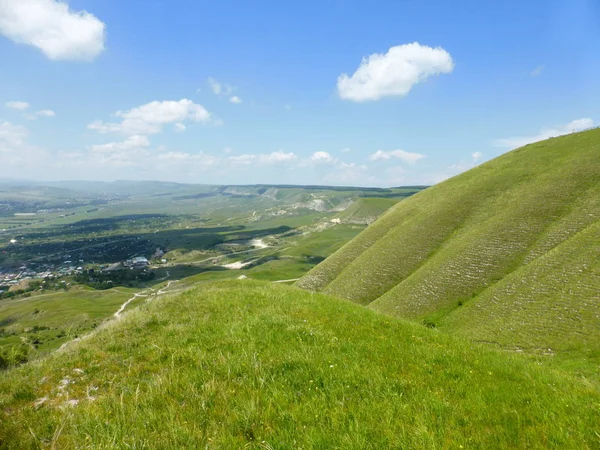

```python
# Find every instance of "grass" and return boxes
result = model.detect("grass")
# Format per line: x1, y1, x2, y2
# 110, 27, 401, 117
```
0, 287, 137, 356
1, 280, 599, 449
337, 198, 399, 224
297, 129, 600, 367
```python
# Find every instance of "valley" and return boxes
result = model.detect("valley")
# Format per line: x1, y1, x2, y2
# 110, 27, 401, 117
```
0, 182, 417, 365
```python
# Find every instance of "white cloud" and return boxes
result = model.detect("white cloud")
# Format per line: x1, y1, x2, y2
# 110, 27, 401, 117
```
36, 109, 55, 117
337, 42, 454, 101
0, 121, 28, 145
174, 123, 186, 133
259, 151, 297, 164
6, 101, 30, 110
90, 135, 150, 154
530, 65, 544, 77
208, 77, 233, 96
310, 151, 337, 164
0, 0, 106, 61
369, 149, 426, 164
494, 118, 595, 149
88, 99, 213, 136
340, 147, 351, 153
0, 121, 50, 174
472, 151, 483, 162
229, 96, 242, 104
228, 151, 298, 166
89, 136, 152, 168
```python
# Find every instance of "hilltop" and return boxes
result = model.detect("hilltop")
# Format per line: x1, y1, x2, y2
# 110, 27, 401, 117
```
297, 129, 600, 361
1, 281, 599, 448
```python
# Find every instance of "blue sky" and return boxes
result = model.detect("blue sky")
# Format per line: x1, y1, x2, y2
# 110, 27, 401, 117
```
0, 0, 598, 186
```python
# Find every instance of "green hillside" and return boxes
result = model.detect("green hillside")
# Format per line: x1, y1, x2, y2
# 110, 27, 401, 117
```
296, 129, 600, 359
1, 281, 599, 448
337, 198, 399, 224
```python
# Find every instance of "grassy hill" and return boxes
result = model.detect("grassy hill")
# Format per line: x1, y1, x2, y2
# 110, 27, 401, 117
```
1, 280, 599, 448
296, 129, 600, 360
337, 198, 399, 224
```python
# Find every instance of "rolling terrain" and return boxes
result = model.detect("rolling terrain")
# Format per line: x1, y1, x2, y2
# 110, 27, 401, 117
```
1, 281, 598, 448
1, 183, 412, 363
297, 129, 600, 362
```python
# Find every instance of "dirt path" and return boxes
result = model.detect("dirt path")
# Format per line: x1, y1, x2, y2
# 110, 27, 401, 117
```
113, 291, 151, 318
113, 278, 183, 318
272, 278, 300, 283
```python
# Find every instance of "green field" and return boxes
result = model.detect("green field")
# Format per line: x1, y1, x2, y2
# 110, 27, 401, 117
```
1, 281, 598, 449
297, 129, 600, 372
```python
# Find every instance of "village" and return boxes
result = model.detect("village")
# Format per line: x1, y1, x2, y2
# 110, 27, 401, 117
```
0, 252, 161, 296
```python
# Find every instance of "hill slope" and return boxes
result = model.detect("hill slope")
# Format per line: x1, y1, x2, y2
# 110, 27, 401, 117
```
296, 129, 600, 356
1, 281, 599, 448
337, 198, 399, 224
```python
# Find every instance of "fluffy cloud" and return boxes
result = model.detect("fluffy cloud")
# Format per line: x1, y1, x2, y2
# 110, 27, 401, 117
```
88, 99, 213, 136
0, 0, 106, 61
337, 42, 454, 101
6, 101, 30, 110
174, 123, 186, 133
310, 151, 337, 164
369, 149, 426, 164
229, 96, 242, 104
472, 151, 483, 162
494, 118, 595, 149
88, 135, 153, 168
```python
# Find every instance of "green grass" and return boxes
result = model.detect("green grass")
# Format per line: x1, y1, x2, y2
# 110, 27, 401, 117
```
1, 280, 599, 449
297, 129, 600, 366
337, 198, 399, 224
0, 287, 137, 355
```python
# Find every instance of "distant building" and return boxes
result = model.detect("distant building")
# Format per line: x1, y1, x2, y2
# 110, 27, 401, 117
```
131, 256, 149, 268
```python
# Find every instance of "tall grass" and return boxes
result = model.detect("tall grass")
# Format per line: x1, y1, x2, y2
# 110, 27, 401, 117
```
1, 281, 598, 448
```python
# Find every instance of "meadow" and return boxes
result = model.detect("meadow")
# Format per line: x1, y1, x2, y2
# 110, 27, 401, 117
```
1, 281, 598, 448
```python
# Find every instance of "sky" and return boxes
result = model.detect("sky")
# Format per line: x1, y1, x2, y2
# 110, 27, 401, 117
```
0, 0, 599, 187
